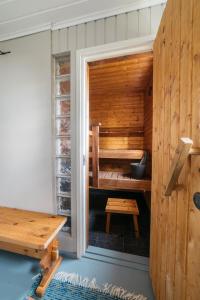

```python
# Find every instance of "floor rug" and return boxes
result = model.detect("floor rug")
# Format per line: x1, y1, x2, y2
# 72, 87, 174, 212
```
24, 272, 147, 300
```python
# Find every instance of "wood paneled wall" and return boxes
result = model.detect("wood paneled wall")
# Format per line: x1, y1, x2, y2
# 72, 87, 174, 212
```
89, 53, 153, 173
90, 92, 144, 150
150, 0, 200, 299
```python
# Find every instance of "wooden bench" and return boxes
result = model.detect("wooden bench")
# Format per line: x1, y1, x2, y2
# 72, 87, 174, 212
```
0, 206, 66, 297
105, 198, 140, 238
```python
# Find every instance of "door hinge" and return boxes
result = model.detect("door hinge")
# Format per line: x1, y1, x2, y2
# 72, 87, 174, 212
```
83, 155, 86, 166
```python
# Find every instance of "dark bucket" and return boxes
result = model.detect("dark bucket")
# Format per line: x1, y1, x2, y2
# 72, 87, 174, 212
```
130, 163, 146, 179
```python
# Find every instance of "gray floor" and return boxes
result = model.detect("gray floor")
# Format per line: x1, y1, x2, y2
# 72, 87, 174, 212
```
0, 246, 154, 300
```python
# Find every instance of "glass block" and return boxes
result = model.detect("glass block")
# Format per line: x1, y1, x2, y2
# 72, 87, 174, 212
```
56, 118, 70, 136
57, 196, 71, 215
56, 100, 70, 116
57, 177, 71, 194
56, 56, 70, 76
56, 158, 71, 176
56, 79, 70, 96
62, 217, 71, 234
56, 138, 71, 156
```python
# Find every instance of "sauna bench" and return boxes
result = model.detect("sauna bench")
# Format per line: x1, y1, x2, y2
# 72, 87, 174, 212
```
89, 149, 144, 160
0, 206, 66, 297
89, 171, 151, 191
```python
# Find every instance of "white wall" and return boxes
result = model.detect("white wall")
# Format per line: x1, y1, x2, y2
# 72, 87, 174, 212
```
0, 31, 54, 213
0, 4, 165, 252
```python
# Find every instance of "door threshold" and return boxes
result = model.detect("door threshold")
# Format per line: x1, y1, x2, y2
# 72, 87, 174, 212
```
84, 246, 149, 272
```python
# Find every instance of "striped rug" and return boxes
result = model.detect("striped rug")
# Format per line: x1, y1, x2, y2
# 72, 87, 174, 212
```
24, 272, 147, 300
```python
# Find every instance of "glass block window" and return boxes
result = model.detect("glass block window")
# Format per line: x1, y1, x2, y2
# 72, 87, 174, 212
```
54, 54, 71, 235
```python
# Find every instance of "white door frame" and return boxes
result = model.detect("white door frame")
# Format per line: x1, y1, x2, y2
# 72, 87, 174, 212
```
76, 35, 155, 258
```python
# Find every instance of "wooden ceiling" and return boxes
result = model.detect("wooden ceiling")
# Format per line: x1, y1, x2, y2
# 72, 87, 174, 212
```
89, 51, 153, 95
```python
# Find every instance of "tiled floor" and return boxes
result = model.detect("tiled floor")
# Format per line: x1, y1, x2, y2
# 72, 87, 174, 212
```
89, 189, 150, 257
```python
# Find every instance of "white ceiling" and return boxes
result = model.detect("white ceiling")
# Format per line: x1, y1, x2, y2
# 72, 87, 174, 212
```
0, 0, 166, 41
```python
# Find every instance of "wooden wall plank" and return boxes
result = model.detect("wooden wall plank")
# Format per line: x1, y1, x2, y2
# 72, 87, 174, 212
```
174, 0, 193, 299
155, 18, 166, 298
166, 1, 181, 299
159, 3, 172, 297
187, 0, 200, 298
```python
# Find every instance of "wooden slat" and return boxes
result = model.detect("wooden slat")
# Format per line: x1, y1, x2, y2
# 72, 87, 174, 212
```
155, 17, 166, 298
187, 0, 200, 298
99, 127, 144, 137
159, 5, 172, 296
99, 177, 151, 191
174, 1, 193, 298
89, 149, 144, 160
89, 171, 151, 191
165, 1, 181, 298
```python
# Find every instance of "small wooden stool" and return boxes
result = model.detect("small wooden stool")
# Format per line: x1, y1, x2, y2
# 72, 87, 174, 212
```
105, 198, 140, 238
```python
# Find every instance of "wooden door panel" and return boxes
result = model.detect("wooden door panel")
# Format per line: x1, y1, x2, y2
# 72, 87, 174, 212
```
151, 0, 200, 299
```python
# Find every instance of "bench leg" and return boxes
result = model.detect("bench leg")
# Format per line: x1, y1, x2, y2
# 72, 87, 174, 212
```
133, 215, 140, 238
36, 240, 62, 297
106, 213, 111, 234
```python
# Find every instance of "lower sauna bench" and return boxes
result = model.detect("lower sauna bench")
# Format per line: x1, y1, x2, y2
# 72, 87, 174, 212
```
89, 171, 151, 191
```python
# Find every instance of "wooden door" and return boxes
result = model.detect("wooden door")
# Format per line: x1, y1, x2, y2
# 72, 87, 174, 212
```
150, 0, 200, 299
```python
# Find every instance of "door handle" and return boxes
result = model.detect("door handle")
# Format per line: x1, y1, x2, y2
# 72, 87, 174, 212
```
193, 193, 200, 210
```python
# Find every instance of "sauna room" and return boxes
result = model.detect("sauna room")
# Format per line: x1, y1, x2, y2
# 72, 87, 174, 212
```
88, 52, 153, 257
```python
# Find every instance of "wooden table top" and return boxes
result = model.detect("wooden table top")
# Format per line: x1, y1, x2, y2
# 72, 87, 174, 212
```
106, 198, 139, 215
0, 206, 67, 250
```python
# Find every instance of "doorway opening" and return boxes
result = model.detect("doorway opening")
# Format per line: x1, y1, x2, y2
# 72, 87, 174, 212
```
88, 52, 153, 257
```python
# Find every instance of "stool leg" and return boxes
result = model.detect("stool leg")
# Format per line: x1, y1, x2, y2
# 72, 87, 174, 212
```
133, 215, 140, 238
106, 213, 111, 234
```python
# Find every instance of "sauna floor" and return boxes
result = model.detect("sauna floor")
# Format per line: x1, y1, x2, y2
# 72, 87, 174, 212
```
89, 189, 150, 257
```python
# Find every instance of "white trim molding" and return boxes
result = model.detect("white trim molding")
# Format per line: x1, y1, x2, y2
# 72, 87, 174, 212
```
76, 35, 155, 258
